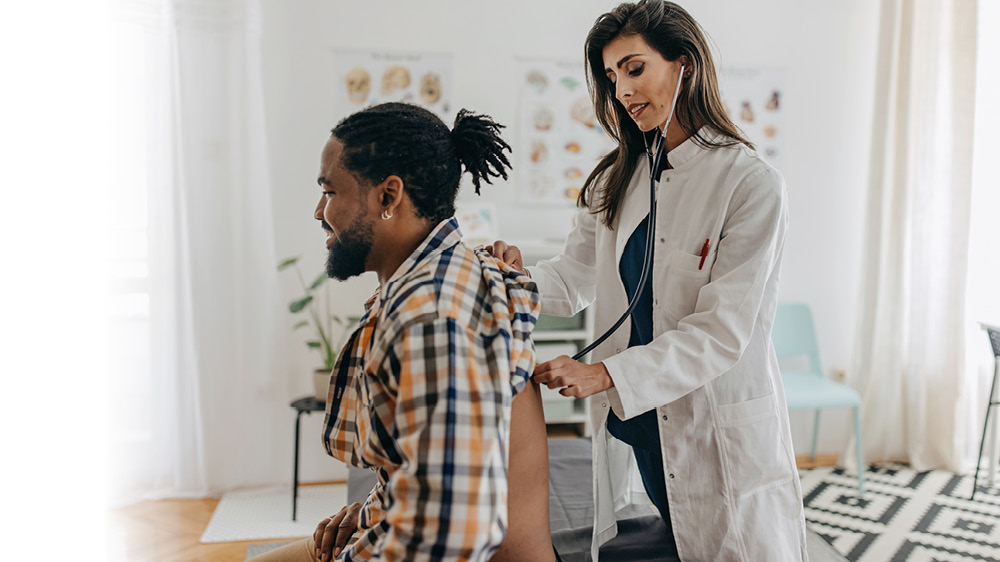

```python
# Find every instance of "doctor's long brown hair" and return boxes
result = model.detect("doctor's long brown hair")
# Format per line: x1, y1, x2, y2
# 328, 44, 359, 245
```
580, 0, 753, 228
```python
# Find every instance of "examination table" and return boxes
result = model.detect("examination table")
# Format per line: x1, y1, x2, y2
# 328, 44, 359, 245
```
347, 438, 845, 561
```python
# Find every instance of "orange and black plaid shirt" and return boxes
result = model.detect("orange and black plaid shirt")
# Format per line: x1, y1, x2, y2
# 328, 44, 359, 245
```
322, 218, 540, 561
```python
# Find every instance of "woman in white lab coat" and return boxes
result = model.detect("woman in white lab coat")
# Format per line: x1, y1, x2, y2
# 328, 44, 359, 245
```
490, 2, 808, 560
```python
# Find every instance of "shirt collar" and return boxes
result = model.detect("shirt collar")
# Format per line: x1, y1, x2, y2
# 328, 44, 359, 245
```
381, 216, 463, 303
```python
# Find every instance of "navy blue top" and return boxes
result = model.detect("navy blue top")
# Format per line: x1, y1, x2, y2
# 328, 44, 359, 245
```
605, 214, 660, 451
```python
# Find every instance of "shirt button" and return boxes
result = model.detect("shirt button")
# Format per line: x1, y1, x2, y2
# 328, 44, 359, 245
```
654, 299, 659, 306
669, 473, 675, 479
616, 348, 622, 354
662, 415, 668, 421
659, 237, 665, 244
665, 177, 671, 182
602, 402, 608, 408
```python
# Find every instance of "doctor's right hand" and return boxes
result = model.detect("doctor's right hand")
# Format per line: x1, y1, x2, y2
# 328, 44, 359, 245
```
485, 239, 525, 274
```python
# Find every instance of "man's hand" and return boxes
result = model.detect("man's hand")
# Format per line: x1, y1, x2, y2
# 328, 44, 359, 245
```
313, 502, 363, 562
485, 239, 525, 274
532, 356, 614, 398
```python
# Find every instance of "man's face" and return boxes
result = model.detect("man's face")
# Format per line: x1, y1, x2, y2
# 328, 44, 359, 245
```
315, 138, 375, 280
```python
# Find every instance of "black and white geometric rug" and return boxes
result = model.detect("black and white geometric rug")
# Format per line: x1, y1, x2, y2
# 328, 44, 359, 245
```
799, 464, 1000, 561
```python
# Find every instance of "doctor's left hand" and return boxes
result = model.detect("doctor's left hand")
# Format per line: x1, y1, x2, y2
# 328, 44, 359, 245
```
533, 356, 614, 398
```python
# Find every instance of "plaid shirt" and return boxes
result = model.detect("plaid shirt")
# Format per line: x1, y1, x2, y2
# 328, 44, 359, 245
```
322, 218, 540, 562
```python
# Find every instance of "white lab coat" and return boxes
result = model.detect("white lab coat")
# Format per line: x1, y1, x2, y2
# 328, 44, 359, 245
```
527, 132, 809, 561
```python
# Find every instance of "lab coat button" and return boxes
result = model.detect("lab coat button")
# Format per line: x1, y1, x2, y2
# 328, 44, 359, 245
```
665, 177, 671, 182
659, 237, 665, 244
669, 473, 675, 479
615, 348, 622, 354
654, 299, 659, 306
662, 415, 668, 421
601, 402, 608, 408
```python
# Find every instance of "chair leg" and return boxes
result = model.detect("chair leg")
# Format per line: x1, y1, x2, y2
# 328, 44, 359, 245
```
971, 360, 999, 500
989, 359, 1000, 487
990, 407, 999, 487
810, 410, 821, 461
853, 406, 865, 495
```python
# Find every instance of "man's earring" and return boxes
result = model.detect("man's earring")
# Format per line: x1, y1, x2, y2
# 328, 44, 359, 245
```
381, 209, 393, 220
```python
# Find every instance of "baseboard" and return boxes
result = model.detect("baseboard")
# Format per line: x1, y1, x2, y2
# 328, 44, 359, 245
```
795, 454, 840, 469
300, 479, 347, 486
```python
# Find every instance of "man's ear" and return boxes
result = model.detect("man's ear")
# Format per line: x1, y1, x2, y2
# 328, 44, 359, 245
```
374, 175, 405, 217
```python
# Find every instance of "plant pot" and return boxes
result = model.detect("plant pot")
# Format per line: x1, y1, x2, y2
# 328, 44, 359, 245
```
313, 368, 332, 402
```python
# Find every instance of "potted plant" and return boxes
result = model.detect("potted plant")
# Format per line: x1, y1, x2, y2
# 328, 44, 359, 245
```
278, 256, 345, 401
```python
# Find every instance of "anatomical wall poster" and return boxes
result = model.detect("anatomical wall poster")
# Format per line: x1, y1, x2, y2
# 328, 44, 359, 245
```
515, 59, 616, 206
719, 67, 786, 171
334, 50, 454, 122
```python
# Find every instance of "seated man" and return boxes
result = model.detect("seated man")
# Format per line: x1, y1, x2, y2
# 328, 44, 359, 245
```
249, 103, 555, 562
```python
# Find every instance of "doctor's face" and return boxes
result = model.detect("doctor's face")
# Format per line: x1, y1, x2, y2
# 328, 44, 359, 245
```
602, 34, 685, 133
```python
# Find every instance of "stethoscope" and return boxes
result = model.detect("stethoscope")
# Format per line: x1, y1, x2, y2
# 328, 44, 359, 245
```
571, 65, 685, 362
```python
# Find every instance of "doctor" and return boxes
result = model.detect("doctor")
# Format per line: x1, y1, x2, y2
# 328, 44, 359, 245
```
490, 1, 808, 560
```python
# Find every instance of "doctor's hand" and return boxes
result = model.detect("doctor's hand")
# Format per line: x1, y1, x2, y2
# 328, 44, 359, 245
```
313, 502, 362, 561
485, 239, 525, 274
533, 356, 614, 399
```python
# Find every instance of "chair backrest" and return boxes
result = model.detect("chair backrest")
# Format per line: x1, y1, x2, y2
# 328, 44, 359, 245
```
982, 323, 1000, 359
772, 302, 823, 376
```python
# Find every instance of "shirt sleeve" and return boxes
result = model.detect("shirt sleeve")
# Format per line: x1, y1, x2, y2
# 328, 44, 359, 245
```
341, 317, 508, 562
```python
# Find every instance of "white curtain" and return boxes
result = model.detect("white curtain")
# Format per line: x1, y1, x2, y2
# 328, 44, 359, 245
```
849, 0, 978, 472
109, 0, 289, 501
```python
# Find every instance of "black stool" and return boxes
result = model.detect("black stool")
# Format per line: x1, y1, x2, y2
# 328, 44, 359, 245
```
290, 396, 326, 520
971, 322, 1000, 500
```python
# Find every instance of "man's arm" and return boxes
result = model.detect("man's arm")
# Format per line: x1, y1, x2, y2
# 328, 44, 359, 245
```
343, 317, 509, 562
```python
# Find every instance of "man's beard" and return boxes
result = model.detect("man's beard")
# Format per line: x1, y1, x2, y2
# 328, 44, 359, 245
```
325, 215, 374, 281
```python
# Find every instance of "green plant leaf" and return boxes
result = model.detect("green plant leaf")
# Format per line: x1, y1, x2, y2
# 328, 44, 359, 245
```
324, 347, 338, 369
289, 295, 313, 313
292, 320, 309, 330
310, 273, 327, 290
277, 257, 299, 271
307, 341, 322, 348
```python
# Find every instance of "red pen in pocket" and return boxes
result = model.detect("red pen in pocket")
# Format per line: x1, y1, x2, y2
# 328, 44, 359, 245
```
698, 238, 710, 270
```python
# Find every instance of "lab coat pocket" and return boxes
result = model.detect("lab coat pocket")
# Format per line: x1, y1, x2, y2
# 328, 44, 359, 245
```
716, 393, 793, 500
661, 247, 712, 322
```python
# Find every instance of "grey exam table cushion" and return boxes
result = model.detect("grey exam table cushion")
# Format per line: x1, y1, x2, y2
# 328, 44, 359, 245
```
346, 437, 844, 562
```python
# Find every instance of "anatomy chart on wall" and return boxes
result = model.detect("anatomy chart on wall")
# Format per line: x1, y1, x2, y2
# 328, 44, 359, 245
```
719, 67, 786, 171
454, 202, 498, 246
334, 50, 454, 121
516, 59, 616, 206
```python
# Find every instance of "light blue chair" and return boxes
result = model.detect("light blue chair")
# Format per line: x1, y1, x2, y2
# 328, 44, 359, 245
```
772, 302, 865, 493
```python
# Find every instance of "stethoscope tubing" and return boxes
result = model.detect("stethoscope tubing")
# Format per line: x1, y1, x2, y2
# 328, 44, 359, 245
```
571, 66, 685, 362
571, 141, 661, 361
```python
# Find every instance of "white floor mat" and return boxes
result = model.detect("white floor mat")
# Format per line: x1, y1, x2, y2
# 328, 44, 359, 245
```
200, 484, 347, 543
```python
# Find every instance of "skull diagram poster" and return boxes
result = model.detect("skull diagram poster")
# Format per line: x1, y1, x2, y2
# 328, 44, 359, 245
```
334, 50, 454, 122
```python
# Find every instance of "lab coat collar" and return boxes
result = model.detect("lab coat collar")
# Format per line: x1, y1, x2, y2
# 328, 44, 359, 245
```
665, 126, 719, 170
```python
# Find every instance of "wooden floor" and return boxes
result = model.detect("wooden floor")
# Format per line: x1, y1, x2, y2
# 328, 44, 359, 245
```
107, 433, 838, 562
108, 494, 295, 562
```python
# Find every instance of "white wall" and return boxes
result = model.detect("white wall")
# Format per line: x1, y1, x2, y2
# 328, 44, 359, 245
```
260, 0, 881, 479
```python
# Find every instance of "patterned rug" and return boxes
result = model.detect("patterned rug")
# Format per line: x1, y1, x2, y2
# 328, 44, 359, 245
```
799, 464, 1000, 561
